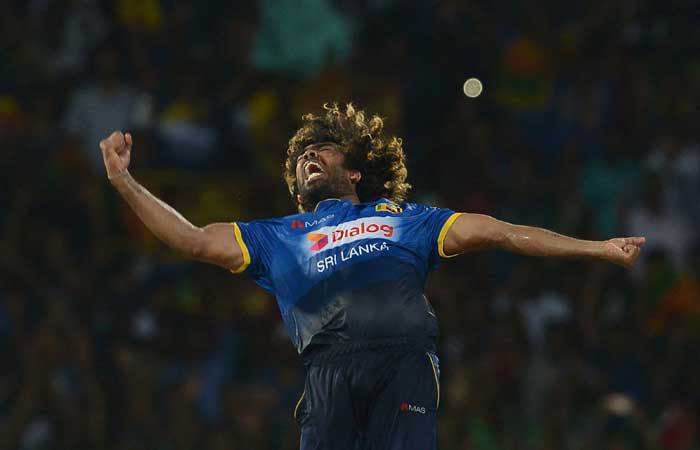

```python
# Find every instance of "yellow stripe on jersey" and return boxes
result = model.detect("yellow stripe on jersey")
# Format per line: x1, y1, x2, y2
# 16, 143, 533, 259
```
426, 353, 440, 409
230, 223, 251, 274
437, 212, 463, 258
293, 390, 306, 419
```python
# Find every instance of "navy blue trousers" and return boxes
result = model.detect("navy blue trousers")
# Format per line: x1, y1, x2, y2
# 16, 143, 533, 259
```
295, 341, 440, 450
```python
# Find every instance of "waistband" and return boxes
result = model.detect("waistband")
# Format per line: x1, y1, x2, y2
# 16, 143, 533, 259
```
301, 337, 436, 365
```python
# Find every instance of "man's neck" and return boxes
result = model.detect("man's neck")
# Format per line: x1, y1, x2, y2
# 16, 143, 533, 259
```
339, 193, 360, 204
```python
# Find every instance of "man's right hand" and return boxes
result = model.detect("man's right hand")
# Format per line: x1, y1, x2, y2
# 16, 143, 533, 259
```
96, 130, 245, 271
99, 131, 132, 181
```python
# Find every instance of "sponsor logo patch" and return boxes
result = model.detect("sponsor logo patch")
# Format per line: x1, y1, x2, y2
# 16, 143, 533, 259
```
291, 214, 335, 230
400, 403, 426, 414
303, 217, 400, 254
375, 202, 403, 214
307, 233, 329, 251
306, 222, 393, 252
306, 219, 395, 252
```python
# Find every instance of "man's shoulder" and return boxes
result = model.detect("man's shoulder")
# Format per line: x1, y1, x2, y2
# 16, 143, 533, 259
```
363, 199, 449, 218
398, 201, 441, 215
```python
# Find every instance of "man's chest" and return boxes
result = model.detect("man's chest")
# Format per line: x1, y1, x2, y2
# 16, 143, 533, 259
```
270, 212, 422, 280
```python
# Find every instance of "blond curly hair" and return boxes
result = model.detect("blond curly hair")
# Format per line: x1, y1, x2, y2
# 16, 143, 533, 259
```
285, 103, 411, 212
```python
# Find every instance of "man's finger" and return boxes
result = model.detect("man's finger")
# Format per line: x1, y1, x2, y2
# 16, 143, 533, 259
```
109, 131, 124, 147
125, 132, 133, 147
624, 246, 640, 261
624, 237, 646, 246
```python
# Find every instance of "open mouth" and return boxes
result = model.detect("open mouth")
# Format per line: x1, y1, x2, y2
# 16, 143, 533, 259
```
304, 161, 325, 183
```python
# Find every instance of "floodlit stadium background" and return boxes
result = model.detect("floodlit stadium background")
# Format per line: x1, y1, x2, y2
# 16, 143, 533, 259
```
1, 1, 699, 449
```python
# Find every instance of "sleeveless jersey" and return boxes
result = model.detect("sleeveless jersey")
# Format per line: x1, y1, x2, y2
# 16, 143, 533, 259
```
231, 198, 461, 355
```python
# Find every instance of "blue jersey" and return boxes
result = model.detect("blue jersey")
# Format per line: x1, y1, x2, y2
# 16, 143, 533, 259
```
231, 198, 462, 355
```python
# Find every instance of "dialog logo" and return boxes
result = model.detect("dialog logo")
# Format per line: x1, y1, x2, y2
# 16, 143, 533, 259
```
304, 217, 400, 253
307, 233, 329, 251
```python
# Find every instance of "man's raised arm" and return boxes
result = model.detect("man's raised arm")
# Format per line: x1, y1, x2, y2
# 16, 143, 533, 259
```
442, 213, 645, 268
99, 131, 244, 270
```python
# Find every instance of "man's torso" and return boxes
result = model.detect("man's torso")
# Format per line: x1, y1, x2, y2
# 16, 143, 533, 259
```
233, 198, 459, 354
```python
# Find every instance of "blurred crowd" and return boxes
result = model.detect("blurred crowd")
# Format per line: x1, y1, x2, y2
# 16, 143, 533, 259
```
1, 0, 699, 449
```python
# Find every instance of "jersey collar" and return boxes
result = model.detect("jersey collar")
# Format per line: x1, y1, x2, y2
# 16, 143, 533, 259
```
313, 197, 393, 212
313, 198, 350, 212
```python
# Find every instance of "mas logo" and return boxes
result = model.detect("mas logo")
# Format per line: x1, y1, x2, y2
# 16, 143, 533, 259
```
291, 214, 335, 230
399, 402, 426, 414
375, 202, 403, 214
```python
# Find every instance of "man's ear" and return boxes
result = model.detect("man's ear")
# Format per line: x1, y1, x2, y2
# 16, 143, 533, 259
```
349, 170, 362, 185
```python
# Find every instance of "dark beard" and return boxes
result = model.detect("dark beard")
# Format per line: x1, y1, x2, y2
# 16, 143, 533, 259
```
299, 173, 352, 212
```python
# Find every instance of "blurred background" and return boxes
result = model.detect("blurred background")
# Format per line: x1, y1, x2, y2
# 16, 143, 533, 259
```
1, 0, 699, 449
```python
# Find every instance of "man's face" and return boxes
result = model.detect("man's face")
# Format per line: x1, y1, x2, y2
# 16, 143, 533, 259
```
295, 142, 359, 209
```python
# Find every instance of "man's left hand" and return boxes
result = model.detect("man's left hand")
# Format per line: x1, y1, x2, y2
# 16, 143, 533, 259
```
602, 237, 646, 268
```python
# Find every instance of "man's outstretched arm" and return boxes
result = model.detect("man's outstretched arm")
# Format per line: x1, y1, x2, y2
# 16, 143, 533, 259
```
442, 213, 645, 268
100, 131, 244, 270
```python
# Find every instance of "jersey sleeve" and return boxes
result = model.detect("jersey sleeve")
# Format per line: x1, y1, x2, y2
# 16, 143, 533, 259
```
230, 219, 279, 292
401, 203, 463, 271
